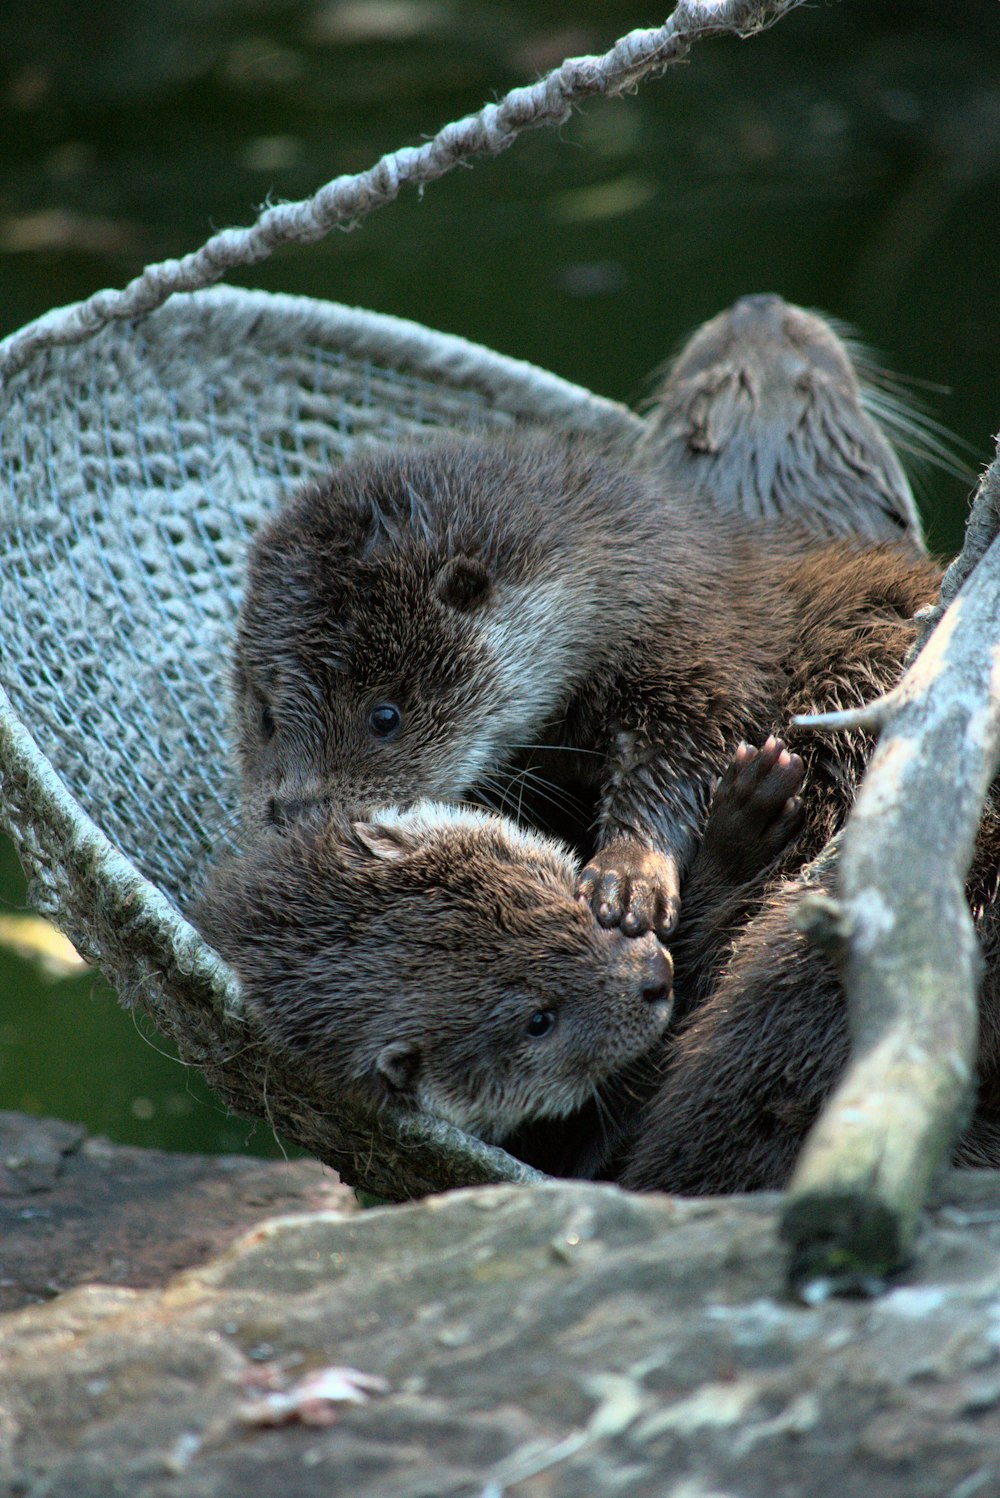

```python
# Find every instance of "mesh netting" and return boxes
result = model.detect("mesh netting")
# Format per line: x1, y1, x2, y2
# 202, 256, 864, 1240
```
0, 0, 825, 1202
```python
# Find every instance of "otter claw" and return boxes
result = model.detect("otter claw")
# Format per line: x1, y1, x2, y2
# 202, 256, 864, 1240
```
577, 840, 681, 940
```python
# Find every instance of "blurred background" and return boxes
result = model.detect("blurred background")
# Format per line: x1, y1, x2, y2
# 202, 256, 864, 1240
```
1, 0, 998, 1155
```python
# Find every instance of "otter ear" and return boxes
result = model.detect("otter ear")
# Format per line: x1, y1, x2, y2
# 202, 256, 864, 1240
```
353, 819, 420, 862
376, 1039, 422, 1097
434, 556, 492, 612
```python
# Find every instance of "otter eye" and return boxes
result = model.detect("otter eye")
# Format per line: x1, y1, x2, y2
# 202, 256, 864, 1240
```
526, 1009, 556, 1039
259, 703, 276, 742
368, 703, 402, 740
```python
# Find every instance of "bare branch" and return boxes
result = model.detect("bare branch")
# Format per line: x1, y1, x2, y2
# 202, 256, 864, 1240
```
912, 452, 1000, 655
781, 439, 1000, 1297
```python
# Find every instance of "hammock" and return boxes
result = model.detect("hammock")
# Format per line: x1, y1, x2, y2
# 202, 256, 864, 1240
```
0, 0, 821, 1199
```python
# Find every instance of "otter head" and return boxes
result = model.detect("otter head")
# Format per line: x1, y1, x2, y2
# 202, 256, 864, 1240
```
233, 444, 573, 831
636, 293, 924, 548
316, 805, 673, 1141
197, 804, 673, 1145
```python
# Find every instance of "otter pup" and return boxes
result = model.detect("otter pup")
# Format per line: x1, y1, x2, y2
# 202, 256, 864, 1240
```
233, 431, 940, 944
634, 292, 925, 551
194, 802, 673, 1145
195, 740, 804, 1170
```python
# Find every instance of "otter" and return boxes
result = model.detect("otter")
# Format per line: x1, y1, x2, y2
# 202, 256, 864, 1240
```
194, 802, 673, 1145
232, 430, 940, 946
619, 796, 1000, 1194
195, 739, 805, 1170
634, 292, 925, 551
505, 733, 809, 1178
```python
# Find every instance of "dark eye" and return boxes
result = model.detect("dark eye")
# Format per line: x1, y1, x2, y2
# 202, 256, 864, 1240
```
526, 1009, 556, 1039
368, 703, 402, 740
259, 703, 276, 742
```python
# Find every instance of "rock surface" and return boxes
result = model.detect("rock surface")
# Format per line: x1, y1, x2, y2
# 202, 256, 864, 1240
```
0, 1110, 354, 1311
1, 1124, 1000, 1498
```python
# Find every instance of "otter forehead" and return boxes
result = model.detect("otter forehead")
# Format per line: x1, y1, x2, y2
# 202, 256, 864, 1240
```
354, 803, 591, 936
366, 802, 576, 877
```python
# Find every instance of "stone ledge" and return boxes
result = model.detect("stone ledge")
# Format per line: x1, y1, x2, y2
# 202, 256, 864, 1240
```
1, 1133, 999, 1498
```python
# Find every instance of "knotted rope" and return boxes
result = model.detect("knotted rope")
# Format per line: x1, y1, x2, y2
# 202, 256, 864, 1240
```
0, 0, 805, 383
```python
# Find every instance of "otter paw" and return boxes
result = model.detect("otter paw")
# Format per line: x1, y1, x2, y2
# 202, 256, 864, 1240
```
576, 841, 681, 941
701, 735, 805, 879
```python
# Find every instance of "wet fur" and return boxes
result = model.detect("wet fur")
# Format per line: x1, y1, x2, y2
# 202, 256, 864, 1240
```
234, 431, 940, 940
194, 804, 672, 1144
621, 800, 1000, 1194
634, 293, 925, 549
225, 302, 988, 1192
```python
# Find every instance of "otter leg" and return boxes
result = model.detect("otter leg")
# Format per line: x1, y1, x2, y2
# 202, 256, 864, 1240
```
621, 869, 848, 1196
668, 736, 805, 1018
691, 735, 804, 891
576, 841, 683, 944
623, 832, 1000, 1194
576, 736, 804, 949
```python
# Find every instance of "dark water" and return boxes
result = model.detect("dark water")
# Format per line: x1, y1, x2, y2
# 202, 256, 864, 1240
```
1, 0, 998, 1155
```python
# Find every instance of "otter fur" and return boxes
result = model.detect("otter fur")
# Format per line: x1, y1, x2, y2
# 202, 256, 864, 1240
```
194, 802, 673, 1145
620, 795, 1000, 1194
634, 292, 925, 550
233, 431, 940, 946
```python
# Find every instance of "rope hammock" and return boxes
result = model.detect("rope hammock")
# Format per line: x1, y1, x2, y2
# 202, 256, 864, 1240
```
2, 0, 908, 1205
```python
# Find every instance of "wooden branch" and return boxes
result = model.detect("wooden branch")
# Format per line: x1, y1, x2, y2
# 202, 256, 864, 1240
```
781, 444, 1000, 1297
912, 454, 1000, 655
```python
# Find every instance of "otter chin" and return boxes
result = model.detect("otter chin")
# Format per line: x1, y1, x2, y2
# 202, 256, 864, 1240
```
193, 802, 673, 1144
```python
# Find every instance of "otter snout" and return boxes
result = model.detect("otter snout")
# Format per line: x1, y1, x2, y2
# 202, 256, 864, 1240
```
267, 796, 316, 829
728, 292, 788, 337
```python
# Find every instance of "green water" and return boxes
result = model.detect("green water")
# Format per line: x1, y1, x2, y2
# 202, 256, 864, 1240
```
1, 0, 997, 1154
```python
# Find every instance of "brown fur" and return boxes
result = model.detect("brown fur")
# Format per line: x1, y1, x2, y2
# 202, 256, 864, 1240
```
233, 430, 940, 943
620, 795, 1000, 1195
635, 292, 925, 549
193, 803, 673, 1146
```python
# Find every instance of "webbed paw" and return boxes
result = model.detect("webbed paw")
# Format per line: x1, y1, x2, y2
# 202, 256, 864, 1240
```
699, 735, 805, 883
576, 840, 681, 942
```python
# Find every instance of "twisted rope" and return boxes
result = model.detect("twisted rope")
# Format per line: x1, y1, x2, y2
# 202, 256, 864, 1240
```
0, 0, 805, 384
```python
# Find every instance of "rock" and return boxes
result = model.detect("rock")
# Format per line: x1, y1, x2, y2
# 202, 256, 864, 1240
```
2, 1157, 1000, 1497
0, 1111, 355, 1311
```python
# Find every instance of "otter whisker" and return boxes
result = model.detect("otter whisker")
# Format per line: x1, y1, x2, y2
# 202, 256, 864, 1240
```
474, 774, 525, 823
837, 339, 976, 485
506, 742, 604, 760
480, 765, 588, 832
588, 1078, 618, 1163
501, 765, 589, 822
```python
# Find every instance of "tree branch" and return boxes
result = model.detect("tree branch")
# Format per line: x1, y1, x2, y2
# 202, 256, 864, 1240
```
781, 442, 1000, 1297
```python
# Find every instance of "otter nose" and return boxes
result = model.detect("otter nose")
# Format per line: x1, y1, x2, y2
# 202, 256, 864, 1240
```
268, 796, 322, 829
641, 945, 674, 1005
730, 293, 788, 336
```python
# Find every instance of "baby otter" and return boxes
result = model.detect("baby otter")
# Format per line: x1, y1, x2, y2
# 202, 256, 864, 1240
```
195, 741, 803, 1172
634, 292, 925, 551
233, 431, 940, 944
194, 803, 673, 1145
